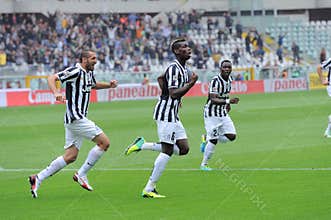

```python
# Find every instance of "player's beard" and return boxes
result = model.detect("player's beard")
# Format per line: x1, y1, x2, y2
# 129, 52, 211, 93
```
86, 62, 95, 71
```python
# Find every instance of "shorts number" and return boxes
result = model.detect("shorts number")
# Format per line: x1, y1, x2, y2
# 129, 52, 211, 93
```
171, 132, 175, 141
212, 129, 218, 137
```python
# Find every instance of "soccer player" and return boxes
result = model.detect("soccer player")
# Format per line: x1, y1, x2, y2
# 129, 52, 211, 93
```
125, 38, 198, 198
28, 50, 118, 198
317, 57, 331, 137
199, 60, 239, 171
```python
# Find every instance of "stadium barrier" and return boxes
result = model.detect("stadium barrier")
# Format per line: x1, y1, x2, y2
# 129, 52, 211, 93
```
0, 78, 309, 107
97, 84, 160, 101
0, 90, 6, 107
264, 78, 308, 92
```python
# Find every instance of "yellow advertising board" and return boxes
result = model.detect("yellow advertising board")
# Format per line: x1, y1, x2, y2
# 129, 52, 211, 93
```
309, 72, 328, 90
0, 52, 6, 66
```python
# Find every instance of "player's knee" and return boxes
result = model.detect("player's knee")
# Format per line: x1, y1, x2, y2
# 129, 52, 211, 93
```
97, 139, 110, 151
163, 150, 173, 156
225, 134, 236, 141
179, 146, 189, 155
64, 154, 77, 164
210, 139, 218, 145
100, 143, 110, 151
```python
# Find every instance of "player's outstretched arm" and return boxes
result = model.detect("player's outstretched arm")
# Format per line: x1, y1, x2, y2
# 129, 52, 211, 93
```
94, 80, 118, 90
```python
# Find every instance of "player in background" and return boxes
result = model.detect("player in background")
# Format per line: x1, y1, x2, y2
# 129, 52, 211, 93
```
125, 38, 198, 198
317, 57, 331, 137
199, 60, 239, 171
28, 50, 118, 198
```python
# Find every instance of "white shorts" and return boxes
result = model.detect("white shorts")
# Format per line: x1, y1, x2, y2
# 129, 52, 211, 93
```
327, 85, 331, 97
156, 120, 187, 144
204, 116, 236, 141
64, 118, 103, 150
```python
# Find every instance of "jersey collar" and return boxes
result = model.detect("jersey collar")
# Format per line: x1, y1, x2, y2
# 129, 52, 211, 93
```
174, 59, 186, 70
76, 63, 87, 73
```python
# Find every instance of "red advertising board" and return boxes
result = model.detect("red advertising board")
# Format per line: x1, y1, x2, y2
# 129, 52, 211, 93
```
5, 89, 97, 107
0, 79, 307, 107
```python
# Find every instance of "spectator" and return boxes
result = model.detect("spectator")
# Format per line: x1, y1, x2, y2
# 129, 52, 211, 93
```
142, 73, 150, 85
235, 21, 243, 39
231, 48, 240, 66
0, 11, 254, 73
278, 33, 286, 47
217, 29, 224, 44
113, 60, 123, 71
207, 17, 213, 34
224, 12, 233, 35
281, 69, 288, 78
276, 46, 283, 63
320, 47, 326, 63
245, 33, 251, 54
256, 34, 263, 49
235, 73, 244, 81
291, 42, 300, 64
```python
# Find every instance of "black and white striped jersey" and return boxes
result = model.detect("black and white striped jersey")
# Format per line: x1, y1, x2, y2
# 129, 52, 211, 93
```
153, 59, 190, 122
204, 74, 233, 118
321, 58, 331, 85
57, 63, 96, 124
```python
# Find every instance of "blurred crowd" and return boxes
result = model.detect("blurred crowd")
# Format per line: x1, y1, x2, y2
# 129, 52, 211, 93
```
0, 10, 218, 73
0, 10, 303, 77
0, 10, 271, 74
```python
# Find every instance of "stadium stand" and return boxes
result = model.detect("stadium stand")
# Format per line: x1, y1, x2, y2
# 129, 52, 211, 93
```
1, 0, 331, 88
0, 11, 254, 75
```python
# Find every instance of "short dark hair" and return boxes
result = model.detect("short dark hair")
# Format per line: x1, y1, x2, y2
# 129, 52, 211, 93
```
170, 38, 186, 54
220, 59, 232, 67
79, 50, 93, 62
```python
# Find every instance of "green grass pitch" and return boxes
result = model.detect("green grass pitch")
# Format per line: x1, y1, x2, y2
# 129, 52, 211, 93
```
0, 89, 330, 219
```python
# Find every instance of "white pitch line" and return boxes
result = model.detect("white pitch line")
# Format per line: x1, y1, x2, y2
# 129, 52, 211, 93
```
0, 167, 331, 172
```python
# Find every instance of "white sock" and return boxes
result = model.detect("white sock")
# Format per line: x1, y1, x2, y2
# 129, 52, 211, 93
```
201, 141, 216, 166
144, 152, 171, 192
37, 156, 67, 181
142, 142, 179, 155
326, 115, 331, 134
144, 180, 156, 192
141, 142, 160, 151
218, 135, 230, 143
78, 146, 104, 177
